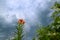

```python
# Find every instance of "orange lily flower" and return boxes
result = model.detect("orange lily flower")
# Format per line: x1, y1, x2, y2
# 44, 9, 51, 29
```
18, 19, 25, 24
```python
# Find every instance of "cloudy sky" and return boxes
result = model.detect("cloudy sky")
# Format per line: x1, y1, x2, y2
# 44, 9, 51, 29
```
0, 0, 56, 40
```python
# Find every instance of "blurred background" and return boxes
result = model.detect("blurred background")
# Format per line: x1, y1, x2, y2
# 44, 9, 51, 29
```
0, 0, 57, 40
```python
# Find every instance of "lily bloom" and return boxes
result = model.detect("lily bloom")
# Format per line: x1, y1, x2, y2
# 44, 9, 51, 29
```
18, 19, 25, 24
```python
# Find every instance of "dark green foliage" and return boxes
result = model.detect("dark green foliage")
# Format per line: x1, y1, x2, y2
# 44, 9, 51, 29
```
32, 37, 36, 40
37, 2, 60, 40
54, 2, 60, 8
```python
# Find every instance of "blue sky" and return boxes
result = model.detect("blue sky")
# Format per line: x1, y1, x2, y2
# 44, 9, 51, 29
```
0, 0, 56, 40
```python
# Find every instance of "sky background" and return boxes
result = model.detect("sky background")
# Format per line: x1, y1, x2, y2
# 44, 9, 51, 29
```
0, 0, 57, 40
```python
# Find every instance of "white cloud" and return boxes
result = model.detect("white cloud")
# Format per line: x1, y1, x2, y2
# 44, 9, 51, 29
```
4, 0, 52, 21
0, 0, 55, 40
0, 0, 54, 32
